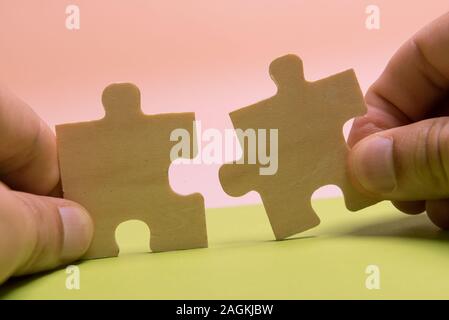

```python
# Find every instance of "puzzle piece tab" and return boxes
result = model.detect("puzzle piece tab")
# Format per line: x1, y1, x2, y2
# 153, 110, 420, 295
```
56, 83, 207, 259
219, 54, 377, 240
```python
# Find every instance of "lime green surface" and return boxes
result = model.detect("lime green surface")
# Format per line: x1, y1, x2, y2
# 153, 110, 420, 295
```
1, 198, 449, 299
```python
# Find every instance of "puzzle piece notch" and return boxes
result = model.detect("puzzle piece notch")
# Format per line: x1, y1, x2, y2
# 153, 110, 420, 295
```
220, 54, 378, 240
56, 83, 208, 259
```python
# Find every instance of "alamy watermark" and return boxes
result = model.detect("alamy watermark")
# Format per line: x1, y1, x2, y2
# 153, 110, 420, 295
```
365, 264, 381, 290
170, 121, 279, 175
65, 5, 80, 30
65, 265, 81, 290
365, 5, 380, 30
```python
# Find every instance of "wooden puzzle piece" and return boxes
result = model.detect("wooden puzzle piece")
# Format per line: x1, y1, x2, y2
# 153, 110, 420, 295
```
56, 83, 208, 259
219, 54, 378, 240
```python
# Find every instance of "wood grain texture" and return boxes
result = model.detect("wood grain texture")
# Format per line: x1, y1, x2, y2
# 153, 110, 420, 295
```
219, 54, 377, 240
56, 83, 207, 259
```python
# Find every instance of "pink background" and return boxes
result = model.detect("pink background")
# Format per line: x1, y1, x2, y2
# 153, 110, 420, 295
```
1, 0, 448, 208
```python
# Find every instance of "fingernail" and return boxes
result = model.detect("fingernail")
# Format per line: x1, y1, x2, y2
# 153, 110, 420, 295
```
59, 206, 93, 261
351, 135, 396, 194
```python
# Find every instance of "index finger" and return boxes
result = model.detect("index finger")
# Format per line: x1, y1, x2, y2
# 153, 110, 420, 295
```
0, 86, 60, 195
348, 12, 449, 146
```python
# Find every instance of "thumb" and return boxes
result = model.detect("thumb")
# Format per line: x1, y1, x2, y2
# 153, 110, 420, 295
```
349, 117, 449, 201
0, 184, 93, 281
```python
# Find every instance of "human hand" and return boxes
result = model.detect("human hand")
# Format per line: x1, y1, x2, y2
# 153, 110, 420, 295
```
348, 13, 449, 229
0, 86, 93, 285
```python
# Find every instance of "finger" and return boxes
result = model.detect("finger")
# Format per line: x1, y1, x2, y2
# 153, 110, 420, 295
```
348, 12, 449, 146
426, 199, 449, 229
392, 200, 426, 215
0, 183, 93, 284
349, 117, 449, 200
0, 86, 59, 195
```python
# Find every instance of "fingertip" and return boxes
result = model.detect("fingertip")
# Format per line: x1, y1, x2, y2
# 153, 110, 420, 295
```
9, 193, 94, 276
426, 199, 449, 230
392, 200, 426, 215
348, 90, 412, 148
347, 115, 377, 147
349, 134, 396, 195
58, 202, 94, 262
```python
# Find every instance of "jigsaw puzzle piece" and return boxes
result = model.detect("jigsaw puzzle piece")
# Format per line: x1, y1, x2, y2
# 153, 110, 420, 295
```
220, 54, 378, 240
56, 83, 207, 259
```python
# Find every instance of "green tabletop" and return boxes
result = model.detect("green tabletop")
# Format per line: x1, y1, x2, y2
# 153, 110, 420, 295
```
1, 198, 448, 299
